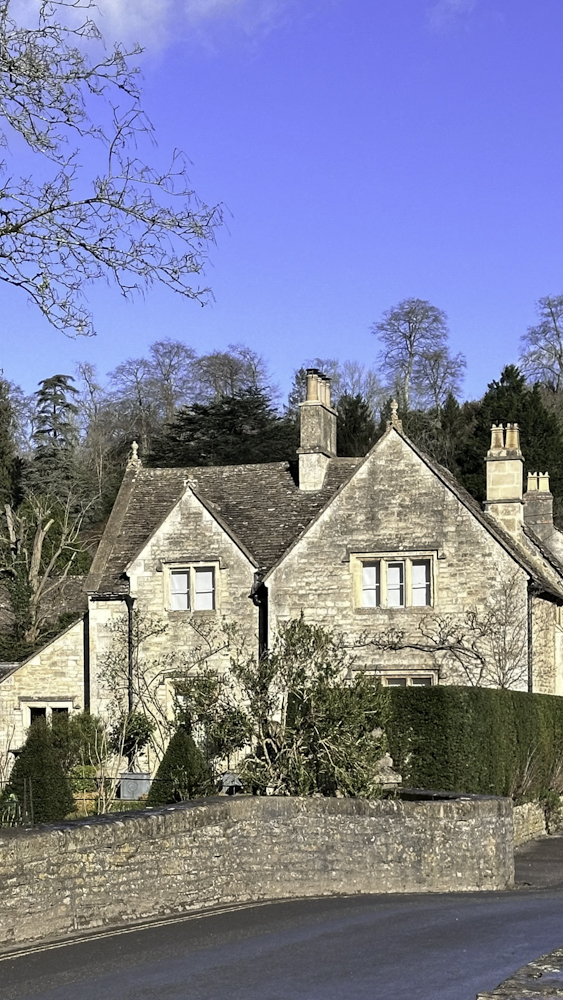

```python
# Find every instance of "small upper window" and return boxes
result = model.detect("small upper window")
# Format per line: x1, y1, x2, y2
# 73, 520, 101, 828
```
384, 675, 434, 687
169, 566, 216, 612
353, 555, 433, 609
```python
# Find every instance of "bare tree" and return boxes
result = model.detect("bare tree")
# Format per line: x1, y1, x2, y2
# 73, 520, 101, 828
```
288, 358, 383, 417
2, 491, 92, 645
373, 298, 465, 410
193, 344, 273, 401
520, 295, 563, 391
0, 0, 222, 337
145, 340, 198, 421
417, 347, 466, 410
366, 571, 528, 690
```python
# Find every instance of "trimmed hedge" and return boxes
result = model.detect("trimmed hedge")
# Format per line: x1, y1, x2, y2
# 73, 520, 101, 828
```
385, 686, 563, 798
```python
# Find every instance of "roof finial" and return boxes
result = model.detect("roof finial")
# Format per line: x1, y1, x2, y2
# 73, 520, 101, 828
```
387, 399, 403, 432
127, 440, 142, 468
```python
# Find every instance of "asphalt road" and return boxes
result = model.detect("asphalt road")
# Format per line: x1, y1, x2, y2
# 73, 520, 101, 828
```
2, 888, 563, 1000
2, 836, 563, 1000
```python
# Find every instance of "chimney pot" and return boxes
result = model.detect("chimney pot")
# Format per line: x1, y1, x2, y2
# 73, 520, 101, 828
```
505, 423, 521, 451
490, 424, 505, 451
539, 472, 551, 493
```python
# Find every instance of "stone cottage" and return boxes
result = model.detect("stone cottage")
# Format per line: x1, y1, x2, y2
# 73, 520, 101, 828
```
2, 369, 563, 767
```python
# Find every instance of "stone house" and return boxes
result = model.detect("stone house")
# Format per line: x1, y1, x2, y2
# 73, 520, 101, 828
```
2, 369, 563, 770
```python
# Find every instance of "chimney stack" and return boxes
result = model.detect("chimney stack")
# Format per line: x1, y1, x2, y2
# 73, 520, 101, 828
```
524, 471, 554, 539
484, 423, 524, 536
298, 369, 337, 491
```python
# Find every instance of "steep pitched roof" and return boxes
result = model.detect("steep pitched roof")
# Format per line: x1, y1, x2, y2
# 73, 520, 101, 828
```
394, 429, 563, 601
87, 428, 563, 603
87, 458, 361, 595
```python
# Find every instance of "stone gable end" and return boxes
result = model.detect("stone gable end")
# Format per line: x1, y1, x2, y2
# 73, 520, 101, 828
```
268, 430, 528, 678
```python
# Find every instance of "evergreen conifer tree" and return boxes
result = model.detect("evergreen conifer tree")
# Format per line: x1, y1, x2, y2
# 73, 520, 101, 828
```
0, 376, 17, 506
5, 719, 75, 823
27, 374, 80, 497
146, 723, 212, 806
456, 365, 563, 517
149, 388, 298, 467
337, 394, 377, 456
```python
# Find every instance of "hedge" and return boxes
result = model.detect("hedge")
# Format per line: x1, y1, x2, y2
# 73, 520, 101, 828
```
385, 686, 563, 798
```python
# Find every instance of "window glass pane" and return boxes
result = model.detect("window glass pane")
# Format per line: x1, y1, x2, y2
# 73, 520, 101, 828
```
362, 563, 380, 607
412, 560, 431, 606
195, 569, 214, 593
411, 676, 433, 686
171, 571, 188, 593
170, 570, 189, 610
195, 591, 214, 611
195, 568, 214, 610
386, 677, 407, 687
51, 707, 69, 715
30, 707, 47, 724
387, 562, 404, 607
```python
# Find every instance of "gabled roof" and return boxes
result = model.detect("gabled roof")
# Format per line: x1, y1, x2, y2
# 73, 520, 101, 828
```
86, 458, 361, 595
392, 428, 563, 601
87, 427, 563, 603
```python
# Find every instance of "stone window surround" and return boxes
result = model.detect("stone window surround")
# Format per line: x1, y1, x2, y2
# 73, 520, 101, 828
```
164, 561, 220, 613
19, 700, 74, 729
350, 551, 436, 610
380, 673, 437, 687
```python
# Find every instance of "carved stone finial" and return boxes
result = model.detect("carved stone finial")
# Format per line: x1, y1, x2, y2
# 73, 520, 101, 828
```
387, 399, 403, 431
128, 440, 141, 467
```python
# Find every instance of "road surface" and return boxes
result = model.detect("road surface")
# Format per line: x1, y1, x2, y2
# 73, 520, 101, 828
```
2, 888, 563, 1000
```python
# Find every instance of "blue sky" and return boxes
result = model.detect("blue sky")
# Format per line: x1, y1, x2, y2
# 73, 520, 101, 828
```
4, 0, 563, 404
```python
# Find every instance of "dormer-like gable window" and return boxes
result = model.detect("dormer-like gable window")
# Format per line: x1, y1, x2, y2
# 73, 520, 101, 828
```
169, 565, 216, 612
353, 554, 434, 610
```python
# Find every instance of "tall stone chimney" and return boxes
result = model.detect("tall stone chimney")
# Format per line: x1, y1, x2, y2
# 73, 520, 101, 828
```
524, 471, 554, 539
298, 369, 337, 491
484, 423, 524, 536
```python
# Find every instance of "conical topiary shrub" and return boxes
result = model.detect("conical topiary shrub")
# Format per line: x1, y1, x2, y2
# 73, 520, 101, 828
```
5, 719, 75, 823
147, 724, 212, 806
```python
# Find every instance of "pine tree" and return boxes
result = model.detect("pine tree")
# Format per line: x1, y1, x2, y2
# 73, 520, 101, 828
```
0, 377, 17, 506
457, 366, 563, 517
149, 388, 298, 467
337, 394, 377, 456
27, 374, 80, 497
146, 724, 212, 806
5, 719, 75, 823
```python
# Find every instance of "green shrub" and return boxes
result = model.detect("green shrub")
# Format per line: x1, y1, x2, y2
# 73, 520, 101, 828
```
4, 719, 75, 823
146, 724, 212, 807
50, 711, 106, 772
385, 686, 563, 799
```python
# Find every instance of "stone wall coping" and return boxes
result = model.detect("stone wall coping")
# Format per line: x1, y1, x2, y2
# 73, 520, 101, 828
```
0, 792, 512, 845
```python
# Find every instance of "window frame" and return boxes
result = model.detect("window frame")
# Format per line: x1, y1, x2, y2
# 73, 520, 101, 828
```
166, 562, 219, 613
351, 553, 435, 610
21, 701, 73, 729
382, 674, 436, 687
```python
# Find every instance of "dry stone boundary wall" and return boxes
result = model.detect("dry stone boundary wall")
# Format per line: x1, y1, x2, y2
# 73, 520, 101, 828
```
0, 795, 514, 949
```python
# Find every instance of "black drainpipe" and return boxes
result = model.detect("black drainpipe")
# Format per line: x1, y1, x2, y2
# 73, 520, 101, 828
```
125, 595, 135, 713
251, 572, 269, 658
527, 580, 534, 694
83, 609, 90, 712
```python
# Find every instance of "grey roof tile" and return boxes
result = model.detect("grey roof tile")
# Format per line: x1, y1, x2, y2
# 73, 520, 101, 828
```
87, 458, 361, 594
